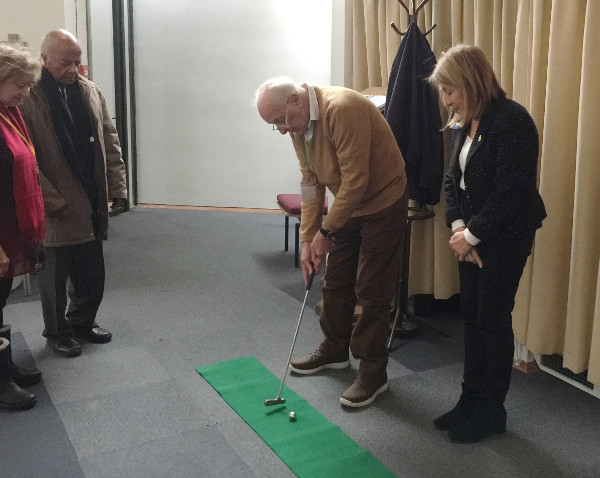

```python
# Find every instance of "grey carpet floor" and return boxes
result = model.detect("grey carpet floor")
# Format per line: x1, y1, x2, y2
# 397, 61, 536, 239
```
1, 207, 599, 478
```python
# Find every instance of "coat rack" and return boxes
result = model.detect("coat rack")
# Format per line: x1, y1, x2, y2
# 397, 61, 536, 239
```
391, 0, 436, 36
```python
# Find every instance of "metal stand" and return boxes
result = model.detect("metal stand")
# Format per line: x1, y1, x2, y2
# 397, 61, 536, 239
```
388, 206, 450, 351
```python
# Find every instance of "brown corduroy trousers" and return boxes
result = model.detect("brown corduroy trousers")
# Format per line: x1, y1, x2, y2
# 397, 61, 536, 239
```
320, 191, 408, 381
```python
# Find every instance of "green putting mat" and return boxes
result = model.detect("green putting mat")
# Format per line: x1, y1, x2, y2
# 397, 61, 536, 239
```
196, 356, 396, 478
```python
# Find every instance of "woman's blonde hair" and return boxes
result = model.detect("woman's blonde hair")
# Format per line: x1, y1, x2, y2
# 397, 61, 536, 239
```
0, 42, 42, 86
428, 44, 505, 128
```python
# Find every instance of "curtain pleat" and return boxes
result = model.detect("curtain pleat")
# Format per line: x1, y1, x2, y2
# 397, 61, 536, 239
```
589, 260, 600, 384
354, 0, 600, 385
562, 0, 600, 375
352, 2, 369, 91
462, 0, 476, 44
473, 0, 494, 59
499, 1, 519, 99
526, 0, 586, 356
511, 0, 551, 350
365, 1, 385, 88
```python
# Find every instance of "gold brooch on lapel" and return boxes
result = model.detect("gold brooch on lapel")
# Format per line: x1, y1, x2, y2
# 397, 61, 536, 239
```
477, 135, 482, 142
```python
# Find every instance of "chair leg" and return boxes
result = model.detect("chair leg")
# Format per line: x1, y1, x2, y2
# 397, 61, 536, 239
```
294, 222, 300, 268
284, 215, 289, 251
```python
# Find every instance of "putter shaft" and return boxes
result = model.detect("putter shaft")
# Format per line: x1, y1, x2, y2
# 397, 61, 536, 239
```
264, 273, 315, 406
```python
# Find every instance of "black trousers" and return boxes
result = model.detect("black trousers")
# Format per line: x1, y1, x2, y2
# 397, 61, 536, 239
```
37, 240, 105, 338
0, 277, 13, 327
459, 234, 534, 405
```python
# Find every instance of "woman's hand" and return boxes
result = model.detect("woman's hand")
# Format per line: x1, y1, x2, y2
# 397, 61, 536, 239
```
464, 248, 483, 268
449, 227, 482, 267
0, 245, 9, 277
449, 228, 470, 259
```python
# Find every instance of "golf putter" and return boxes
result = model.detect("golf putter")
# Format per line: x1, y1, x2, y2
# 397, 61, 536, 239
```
264, 272, 316, 406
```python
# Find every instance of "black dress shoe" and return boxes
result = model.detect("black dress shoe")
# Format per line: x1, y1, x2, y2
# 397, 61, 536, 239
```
46, 336, 82, 357
70, 325, 112, 344
87, 326, 112, 344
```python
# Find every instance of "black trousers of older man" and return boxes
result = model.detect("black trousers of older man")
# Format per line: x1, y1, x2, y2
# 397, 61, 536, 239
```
319, 192, 408, 382
38, 240, 105, 339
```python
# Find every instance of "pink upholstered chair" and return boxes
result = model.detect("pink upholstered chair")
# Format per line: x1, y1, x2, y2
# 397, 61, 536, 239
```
276, 194, 328, 267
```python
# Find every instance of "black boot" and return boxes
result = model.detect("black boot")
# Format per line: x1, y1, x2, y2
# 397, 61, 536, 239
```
433, 384, 479, 430
0, 338, 36, 410
448, 400, 507, 443
0, 325, 42, 387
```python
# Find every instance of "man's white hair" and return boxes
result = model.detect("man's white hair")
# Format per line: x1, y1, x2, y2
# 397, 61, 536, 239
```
254, 76, 303, 106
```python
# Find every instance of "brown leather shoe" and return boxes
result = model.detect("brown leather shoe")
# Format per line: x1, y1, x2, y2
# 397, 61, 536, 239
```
289, 347, 350, 375
339, 376, 388, 408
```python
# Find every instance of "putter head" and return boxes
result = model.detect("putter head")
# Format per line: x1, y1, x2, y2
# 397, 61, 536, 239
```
264, 397, 286, 406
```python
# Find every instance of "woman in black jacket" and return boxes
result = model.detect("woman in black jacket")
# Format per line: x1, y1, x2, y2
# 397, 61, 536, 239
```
428, 45, 546, 443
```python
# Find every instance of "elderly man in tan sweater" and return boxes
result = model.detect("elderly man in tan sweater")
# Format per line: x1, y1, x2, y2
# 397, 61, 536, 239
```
256, 77, 408, 408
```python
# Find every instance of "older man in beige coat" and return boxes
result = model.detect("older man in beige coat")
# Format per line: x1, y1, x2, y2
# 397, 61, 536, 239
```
20, 29, 127, 357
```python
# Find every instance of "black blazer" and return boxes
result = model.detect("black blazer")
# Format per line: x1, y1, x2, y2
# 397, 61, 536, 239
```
444, 97, 546, 245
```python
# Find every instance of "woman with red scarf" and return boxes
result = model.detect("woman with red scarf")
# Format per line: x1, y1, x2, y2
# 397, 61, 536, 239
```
0, 43, 46, 410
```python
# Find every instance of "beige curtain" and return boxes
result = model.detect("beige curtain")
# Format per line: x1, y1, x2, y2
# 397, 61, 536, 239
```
353, 0, 600, 385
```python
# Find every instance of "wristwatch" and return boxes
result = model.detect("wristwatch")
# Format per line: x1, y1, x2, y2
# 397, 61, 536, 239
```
319, 226, 334, 240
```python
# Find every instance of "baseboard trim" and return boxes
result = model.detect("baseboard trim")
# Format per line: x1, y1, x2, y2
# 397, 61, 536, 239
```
513, 359, 540, 374
137, 203, 281, 214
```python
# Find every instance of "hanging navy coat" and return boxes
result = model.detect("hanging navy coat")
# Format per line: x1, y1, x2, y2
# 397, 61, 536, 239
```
385, 22, 443, 206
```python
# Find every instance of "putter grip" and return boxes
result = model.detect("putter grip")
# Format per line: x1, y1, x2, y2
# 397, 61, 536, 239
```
306, 272, 315, 290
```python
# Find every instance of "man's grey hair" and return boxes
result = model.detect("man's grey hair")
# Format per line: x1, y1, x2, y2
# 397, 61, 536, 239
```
254, 76, 303, 106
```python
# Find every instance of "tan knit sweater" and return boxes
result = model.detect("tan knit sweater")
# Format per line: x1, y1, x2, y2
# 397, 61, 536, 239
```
291, 86, 406, 243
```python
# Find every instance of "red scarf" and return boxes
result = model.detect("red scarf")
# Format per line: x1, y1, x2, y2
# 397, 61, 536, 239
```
0, 103, 45, 245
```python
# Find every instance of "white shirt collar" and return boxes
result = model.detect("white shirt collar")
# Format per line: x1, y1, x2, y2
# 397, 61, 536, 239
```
304, 85, 319, 141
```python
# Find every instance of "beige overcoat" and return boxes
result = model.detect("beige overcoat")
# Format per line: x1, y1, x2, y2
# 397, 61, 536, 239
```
20, 74, 127, 247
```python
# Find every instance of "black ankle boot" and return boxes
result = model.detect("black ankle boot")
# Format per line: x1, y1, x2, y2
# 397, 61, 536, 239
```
0, 325, 42, 387
0, 338, 36, 410
448, 401, 507, 443
433, 388, 478, 430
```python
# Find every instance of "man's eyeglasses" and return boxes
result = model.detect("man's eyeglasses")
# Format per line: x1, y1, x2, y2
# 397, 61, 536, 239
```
271, 103, 289, 131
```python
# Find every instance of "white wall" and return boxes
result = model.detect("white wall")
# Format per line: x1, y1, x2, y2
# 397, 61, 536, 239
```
7, 0, 341, 210
331, 0, 353, 88
87, 0, 116, 117
132, 0, 333, 208
0, 0, 64, 49
0, 0, 88, 63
